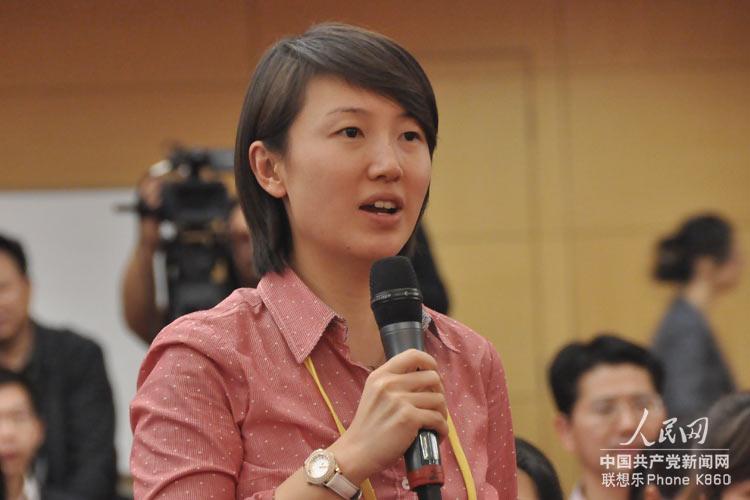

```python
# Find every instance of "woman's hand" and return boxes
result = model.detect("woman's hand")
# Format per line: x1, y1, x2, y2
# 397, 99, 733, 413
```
329, 349, 447, 484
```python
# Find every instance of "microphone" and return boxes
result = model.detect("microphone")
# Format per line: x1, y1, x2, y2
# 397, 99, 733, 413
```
370, 256, 443, 500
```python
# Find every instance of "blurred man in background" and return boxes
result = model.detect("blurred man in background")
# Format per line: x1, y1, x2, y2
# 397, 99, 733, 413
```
121, 172, 257, 344
548, 334, 666, 500
0, 233, 116, 500
0, 368, 44, 500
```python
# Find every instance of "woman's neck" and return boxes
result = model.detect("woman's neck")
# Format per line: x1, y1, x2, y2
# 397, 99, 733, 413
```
5, 473, 24, 500
681, 278, 714, 314
290, 247, 385, 366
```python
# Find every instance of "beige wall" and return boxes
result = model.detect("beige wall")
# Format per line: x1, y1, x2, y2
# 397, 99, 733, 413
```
2, 0, 749, 490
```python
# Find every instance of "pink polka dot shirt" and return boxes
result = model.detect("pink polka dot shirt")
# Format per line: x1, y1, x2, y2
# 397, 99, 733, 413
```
130, 268, 517, 499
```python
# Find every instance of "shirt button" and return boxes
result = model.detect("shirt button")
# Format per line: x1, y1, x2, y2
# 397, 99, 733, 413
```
401, 477, 410, 490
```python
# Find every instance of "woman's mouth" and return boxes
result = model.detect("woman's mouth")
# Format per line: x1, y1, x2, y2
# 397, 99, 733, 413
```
359, 200, 400, 215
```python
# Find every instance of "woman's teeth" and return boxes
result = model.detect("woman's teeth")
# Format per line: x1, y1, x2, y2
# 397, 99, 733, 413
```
362, 200, 399, 214
373, 200, 397, 210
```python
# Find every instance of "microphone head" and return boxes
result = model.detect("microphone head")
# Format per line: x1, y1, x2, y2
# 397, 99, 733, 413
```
370, 256, 423, 328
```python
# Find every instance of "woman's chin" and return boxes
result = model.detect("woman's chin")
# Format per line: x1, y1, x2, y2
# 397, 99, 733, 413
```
347, 241, 406, 264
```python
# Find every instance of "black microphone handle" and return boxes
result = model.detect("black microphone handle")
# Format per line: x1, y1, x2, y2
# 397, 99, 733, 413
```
415, 485, 443, 500
380, 321, 424, 357
380, 321, 443, 500
406, 430, 443, 500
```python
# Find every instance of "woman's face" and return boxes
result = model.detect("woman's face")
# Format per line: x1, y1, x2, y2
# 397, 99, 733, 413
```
270, 75, 431, 266
517, 470, 540, 500
713, 239, 743, 292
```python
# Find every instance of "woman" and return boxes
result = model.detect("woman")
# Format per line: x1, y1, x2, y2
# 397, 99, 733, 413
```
651, 214, 742, 424
130, 23, 516, 499
515, 438, 563, 500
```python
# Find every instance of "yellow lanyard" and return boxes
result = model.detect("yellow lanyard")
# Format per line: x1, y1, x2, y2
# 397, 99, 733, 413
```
304, 357, 477, 500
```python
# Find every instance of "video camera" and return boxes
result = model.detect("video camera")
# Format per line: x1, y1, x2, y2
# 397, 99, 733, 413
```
139, 146, 239, 323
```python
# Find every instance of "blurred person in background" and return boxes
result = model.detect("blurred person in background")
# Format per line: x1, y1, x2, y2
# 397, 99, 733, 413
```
651, 214, 742, 424
120, 172, 259, 344
0, 369, 43, 500
630, 394, 750, 500
515, 437, 564, 500
0, 233, 116, 500
549, 334, 667, 500
690, 392, 750, 500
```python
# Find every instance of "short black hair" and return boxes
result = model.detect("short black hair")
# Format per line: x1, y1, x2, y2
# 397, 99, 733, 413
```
0, 367, 40, 416
653, 213, 733, 283
234, 22, 438, 277
515, 437, 564, 500
548, 334, 664, 416
0, 233, 27, 276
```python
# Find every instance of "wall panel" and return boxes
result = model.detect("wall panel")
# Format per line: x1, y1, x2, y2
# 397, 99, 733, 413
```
0, 0, 253, 86
0, 85, 245, 188
568, 69, 750, 231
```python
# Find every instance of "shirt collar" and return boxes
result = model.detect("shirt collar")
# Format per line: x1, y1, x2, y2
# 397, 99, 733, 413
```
423, 310, 460, 353
258, 268, 458, 364
258, 268, 337, 364
23, 473, 41, 500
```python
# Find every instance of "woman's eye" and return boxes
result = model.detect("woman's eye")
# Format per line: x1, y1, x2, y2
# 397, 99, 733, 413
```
403, 131, 422, 142
339, 127, 361, 138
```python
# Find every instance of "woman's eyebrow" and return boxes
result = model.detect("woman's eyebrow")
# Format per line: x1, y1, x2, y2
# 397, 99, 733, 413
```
325, 107, 412, 119
326, 106, 370, 116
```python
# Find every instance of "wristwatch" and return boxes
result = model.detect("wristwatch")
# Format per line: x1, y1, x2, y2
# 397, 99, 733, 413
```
304, 448, 362, 499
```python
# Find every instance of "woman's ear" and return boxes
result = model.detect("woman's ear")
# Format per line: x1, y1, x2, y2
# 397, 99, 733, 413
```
248, 140, 287, 199
693, 255, 718, 282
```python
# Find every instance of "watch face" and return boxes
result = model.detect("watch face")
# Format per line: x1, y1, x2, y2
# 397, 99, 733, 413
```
305, 450, 334, 484
308, 455, 330, 480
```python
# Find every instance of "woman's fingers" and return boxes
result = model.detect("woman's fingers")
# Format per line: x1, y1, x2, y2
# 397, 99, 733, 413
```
401, 391, 448, 419
343, 349, 449, 479
397, 407, 449, 439
380, 349, 438, 374
371, 369, 444, 398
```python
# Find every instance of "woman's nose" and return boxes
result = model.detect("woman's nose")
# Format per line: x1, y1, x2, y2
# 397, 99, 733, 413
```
367, 140, 402, 182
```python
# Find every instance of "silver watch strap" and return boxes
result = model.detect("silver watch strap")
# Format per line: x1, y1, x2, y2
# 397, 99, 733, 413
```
324, 469, 361, 499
